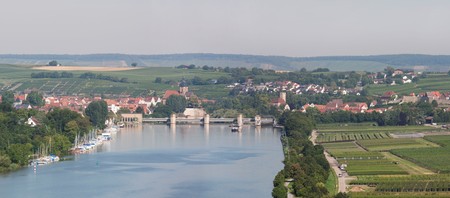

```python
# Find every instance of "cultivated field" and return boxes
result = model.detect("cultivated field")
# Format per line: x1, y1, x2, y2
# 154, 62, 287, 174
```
33, 66, 138, 71
357, 138, 439, 151
367, 74, 450, 96
318, 124, 450, 197
317, 132, 390, 143
0, 65, 230, 98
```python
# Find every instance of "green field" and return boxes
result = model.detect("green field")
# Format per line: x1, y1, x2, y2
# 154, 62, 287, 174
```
367, 74, 450, 96
357, 138, 439, 151
322, 142, 408, 176
391, 136, 450, 173
0, 65, 232, 98
325, 170, 338, 195
425, 135, 450, 147
340, 158, 408, 176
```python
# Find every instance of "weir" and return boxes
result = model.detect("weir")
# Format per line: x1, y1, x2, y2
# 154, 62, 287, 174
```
142, 115, 274, 125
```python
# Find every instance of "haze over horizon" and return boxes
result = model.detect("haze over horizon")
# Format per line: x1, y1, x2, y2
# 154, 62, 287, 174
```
1, 0, 449, 57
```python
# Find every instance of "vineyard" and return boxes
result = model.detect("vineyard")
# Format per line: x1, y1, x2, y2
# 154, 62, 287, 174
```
357, 138, 439, 151
341, 158, 408, 176
318, 126, 450, 197
351, 175, 450, 192
392, 147, 450, 173
425, 135, 450, 147
317, 124, 441, 133
316, 132, 390, 143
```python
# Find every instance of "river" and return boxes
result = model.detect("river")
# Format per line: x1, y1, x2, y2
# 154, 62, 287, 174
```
0, 124, 284, 198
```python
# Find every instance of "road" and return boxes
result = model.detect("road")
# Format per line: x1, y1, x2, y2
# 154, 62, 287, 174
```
284, 182, 295, 198
311, 130, 348, 193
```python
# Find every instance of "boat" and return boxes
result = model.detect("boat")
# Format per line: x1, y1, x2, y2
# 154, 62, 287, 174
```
230, 124, 241, 132
117, 122, 125, 128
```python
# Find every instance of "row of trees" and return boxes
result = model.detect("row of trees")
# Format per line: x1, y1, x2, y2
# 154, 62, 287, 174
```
31, 71, 74, 78
272, 112, 342, 198
301, 101, 447, 126
79, 72, 129, 83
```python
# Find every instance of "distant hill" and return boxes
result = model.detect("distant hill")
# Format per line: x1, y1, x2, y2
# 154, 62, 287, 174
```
1, 53, 450, 72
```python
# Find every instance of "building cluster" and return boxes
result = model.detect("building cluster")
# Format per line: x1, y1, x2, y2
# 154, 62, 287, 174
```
300, 99, 376, 114
367, 69, 417, 85
230, 80, 362, 96
8, 93, 163, 115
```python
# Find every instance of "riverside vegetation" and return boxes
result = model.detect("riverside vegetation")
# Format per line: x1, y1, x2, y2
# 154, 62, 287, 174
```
0, 92, 107, 173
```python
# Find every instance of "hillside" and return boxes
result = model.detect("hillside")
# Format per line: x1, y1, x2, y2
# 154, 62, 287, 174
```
1, 54, 450, 72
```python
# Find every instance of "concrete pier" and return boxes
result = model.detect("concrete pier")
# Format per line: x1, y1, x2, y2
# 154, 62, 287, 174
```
170, 113, 177, 124
203, 114, 210, 124
237, 114, 243, 127
255, 115, 261, 126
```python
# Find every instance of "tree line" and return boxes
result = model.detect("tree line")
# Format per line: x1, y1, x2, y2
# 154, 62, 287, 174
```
79, 72, 129, 83
30, 72, 129, 83
272, 112, 348, 198
0, 92, 108, 173
31, 71, 74, 78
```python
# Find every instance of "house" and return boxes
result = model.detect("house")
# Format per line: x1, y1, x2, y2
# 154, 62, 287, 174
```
392, 69, 404, 76
325, 99, 343, 112
183, 108, 206, 119
271, 92, 287, 107
302, 103, 326, 113
426, 91, 442, 101
162, 90, 180, 104
342, 102, 368, 113
27, 116, 40, 127
402, 95, 419, 104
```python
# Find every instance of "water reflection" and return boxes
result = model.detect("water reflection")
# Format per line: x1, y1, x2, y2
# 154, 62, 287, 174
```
0, 124, 283, 198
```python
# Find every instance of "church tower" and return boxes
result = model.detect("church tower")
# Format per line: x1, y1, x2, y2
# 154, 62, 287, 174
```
179, 80, 189, 96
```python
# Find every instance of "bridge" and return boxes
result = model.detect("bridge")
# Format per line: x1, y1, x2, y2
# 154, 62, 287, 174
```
142, 114, 274, 126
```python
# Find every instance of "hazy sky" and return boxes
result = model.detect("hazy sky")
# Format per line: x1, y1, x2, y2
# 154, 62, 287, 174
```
0, 0, 449, 56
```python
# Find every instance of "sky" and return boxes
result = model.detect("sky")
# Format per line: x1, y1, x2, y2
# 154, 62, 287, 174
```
0, 0, 449, 57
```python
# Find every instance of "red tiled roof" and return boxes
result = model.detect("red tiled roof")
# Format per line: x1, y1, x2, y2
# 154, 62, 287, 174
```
163, 90, 180, 99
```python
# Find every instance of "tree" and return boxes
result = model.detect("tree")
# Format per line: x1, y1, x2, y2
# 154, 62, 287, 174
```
49, 134, 71, 156
432, 100, 438, 108
48, 60, 59, 66
131, 62, 138, 67
7, 143, 32, 166
135, 106, 145, 115
1, 91, 14, 104
154, 77, 162, 83
334, 192, 350, 198
47, 108, 84, 133
0, 91, 14, 112
26, 91, 44, 106
85, 100, 108, 129
152, 104, 172, 117
272, 186, 287, 198
166, 95, 187, 113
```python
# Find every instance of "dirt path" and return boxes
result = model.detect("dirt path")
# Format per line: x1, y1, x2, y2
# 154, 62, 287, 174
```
311, 130, 348, 193
284, 182, 295, 198
381, 152, 435, 175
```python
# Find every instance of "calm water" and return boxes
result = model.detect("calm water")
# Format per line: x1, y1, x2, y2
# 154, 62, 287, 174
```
0, 124, 283, 198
